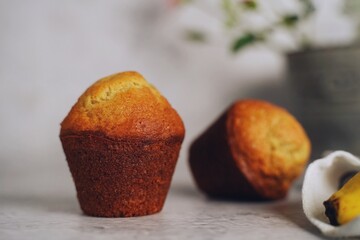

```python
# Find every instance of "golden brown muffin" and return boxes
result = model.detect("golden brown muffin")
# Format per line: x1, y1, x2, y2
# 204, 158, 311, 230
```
189, 99, 310, 200
60, 71, 185, 217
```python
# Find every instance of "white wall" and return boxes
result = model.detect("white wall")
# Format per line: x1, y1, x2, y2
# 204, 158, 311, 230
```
0, 0, 324, 196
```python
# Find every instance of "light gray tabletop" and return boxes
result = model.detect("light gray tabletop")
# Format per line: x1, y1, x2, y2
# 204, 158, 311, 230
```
0, 170, 325, 240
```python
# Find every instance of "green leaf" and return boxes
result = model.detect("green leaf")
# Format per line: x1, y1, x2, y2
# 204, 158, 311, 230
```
300, 0, 315, 17
242, 0, 257, 10
185, 30, 206, 42
232, 33, 257, 52
282, 15, 299, 27
180, 0, 193, 4
222, 0, 238, 28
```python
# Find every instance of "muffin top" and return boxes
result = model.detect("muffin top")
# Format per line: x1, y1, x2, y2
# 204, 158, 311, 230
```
226, 99, 311, 199
61, 71, 185, 139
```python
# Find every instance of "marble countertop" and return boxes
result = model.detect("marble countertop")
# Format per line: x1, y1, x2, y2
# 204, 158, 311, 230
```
0, 179, 326, 240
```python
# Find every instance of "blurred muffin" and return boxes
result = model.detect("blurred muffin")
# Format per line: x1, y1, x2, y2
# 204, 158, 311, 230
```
189, 99, 310, 200
60, 71, 185, 217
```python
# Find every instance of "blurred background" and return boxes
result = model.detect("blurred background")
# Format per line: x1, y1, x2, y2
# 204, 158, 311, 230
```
1, 0, 359, 199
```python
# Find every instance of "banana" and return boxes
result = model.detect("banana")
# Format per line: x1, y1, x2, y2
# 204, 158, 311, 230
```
323, 171, 360, 226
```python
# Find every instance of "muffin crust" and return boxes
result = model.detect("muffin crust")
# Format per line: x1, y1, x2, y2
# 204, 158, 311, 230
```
61, 71, 184, 140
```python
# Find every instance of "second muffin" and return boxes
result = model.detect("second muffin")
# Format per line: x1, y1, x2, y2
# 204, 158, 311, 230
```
189, 99, 310, 200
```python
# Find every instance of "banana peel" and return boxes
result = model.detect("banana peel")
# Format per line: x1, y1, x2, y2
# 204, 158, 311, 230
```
324, 171, 360, 226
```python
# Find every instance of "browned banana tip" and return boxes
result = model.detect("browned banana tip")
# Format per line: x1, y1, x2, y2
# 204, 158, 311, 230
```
324, 199, 340, 226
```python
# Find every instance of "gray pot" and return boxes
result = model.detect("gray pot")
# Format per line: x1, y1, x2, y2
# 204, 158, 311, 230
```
287, 45, 360, 158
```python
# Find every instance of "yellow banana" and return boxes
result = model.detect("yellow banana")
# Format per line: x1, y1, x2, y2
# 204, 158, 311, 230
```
323, 171, 360, 226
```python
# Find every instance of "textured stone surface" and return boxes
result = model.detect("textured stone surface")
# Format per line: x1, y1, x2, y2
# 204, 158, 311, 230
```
0, 180, 324, 240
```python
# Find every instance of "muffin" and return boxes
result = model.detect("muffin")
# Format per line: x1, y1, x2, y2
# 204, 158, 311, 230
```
189, 99, 310, 200
60, 71, 185, 217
